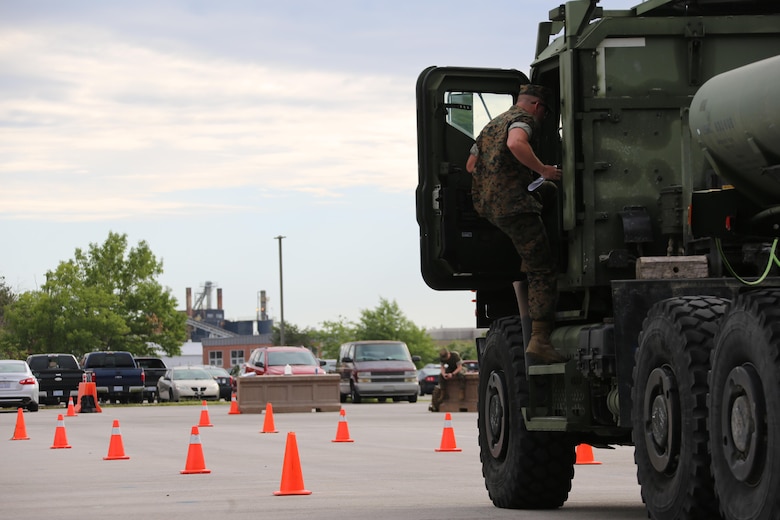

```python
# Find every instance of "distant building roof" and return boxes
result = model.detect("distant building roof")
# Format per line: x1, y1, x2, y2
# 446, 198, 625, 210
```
202, 334, 272, 347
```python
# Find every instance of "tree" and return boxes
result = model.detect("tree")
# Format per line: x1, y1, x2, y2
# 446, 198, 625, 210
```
353, 298, 438, 365
271, 321, 316, 349
0, 232, 185, 358
0, 276, 15, 326
312, 315, 357, 359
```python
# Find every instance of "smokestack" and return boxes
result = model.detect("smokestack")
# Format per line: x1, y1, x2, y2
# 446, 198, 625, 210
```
217, 288, 223, 310
186, 287, 192, 316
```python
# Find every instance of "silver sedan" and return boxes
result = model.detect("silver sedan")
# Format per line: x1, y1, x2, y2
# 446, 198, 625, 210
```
0, 360, 39, 412
157, 366, 220, 402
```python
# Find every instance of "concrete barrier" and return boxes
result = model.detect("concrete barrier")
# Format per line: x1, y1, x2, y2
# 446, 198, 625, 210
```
438, 373, 479, 413
236, 374, 341, 413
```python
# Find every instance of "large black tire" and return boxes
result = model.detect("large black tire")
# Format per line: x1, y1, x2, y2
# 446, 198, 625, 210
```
709, 289, 780, 520
478, 316, 574, 509
632, 296, 727, 520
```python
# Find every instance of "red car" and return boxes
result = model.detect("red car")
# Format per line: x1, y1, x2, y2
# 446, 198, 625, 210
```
242, 346, 325, 376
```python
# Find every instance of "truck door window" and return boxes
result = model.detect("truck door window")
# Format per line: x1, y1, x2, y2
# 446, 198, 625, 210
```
445, 91, 515, 140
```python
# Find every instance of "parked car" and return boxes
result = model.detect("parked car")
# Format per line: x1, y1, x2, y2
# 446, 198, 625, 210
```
337, 340, 420, 403
26, 353, 83, 405
319, 358, 337, 373
417, 365, 440, 396
81, 351, 145, 404
200, 365, 233, 400
134, 356, 168, 403
242, 346, 325, 376
462, 359, 479, 373
0, 360, 39, 412
157, 366, 220, 402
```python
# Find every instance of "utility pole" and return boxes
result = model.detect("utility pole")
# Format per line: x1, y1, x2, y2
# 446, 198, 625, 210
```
275, 235, 286, 345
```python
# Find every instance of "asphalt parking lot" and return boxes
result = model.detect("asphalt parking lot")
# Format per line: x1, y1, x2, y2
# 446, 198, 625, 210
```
1, 399, 647, 520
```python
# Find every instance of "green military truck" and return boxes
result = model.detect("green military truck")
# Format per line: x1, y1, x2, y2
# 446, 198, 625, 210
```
415, 1, 780, 519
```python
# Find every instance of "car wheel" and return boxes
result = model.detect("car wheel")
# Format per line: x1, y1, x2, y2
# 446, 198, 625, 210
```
28, 401, 39, 412
408, 394, 418, 403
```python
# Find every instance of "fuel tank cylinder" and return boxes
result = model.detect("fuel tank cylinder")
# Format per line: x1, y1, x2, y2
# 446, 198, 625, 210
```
689, 55, 780, 206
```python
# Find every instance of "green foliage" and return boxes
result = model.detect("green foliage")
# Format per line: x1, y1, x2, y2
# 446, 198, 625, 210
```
270, 299, 438, 366
272, 321, 317, 349
0, 232, 185, 359
312, 315, 356, 359
353, 298, 437, 366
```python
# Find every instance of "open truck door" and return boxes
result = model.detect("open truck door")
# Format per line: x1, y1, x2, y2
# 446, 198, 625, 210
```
415, 67, 529, 292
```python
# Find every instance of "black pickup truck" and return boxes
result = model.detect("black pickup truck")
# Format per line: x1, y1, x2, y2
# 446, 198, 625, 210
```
81, 351, 145, 404
26, 353, 84, 406
134, 357, 168, 403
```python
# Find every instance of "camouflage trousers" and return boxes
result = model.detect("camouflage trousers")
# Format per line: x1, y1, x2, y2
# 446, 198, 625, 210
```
489, 212, 557, 321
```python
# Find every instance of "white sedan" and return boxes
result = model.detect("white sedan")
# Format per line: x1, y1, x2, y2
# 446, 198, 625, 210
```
0, 360, 39, 412
157, 366, 220, 402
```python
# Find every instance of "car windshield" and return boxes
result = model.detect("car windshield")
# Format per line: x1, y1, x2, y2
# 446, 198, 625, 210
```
172, 368, 211, 380
355, 343, 409, 361
267, 350, 316, 366
204, 366, 229, 376
0, 361, 27, 373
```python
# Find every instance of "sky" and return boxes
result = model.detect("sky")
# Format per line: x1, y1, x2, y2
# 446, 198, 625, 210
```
1, 0, 640, 332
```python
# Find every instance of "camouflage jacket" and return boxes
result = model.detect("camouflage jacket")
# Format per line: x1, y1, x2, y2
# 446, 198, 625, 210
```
472, 104, 542, 218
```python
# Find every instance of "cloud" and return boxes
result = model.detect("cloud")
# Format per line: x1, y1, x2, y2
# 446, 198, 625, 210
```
0, 24, 417, 222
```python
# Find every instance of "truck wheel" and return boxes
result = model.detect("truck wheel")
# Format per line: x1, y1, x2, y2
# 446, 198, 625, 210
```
632, 296, 727, 519
478, 316, 574, 509
709, 289, 780, 520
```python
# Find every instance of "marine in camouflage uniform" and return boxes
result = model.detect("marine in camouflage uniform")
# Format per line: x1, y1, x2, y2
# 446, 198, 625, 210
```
471, 84, 567, 365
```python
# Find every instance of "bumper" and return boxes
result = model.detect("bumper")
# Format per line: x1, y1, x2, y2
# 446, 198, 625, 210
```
96, 385, 144, 396
0, 396, 37, 408
353, 382, 419, 397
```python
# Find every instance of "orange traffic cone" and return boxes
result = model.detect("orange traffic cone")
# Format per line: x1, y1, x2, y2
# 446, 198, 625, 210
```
10, 408, 29, 440
261, 402, 278, 433
331, 408, 354, 443
66, 397, 77, 417
181, 426, 211, 474
273, 432, 312, 496
575, 443, 602, 465
228, 393, 241, 415
198, 400, 213, 427
435, 412, 462, 452
104, 419, 130, 460
51, 414, 72, 449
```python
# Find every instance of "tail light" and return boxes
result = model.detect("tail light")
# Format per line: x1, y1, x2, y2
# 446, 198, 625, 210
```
19, 377, 37, 385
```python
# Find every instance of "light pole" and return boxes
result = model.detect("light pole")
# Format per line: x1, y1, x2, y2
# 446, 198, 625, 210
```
275, 235, 286, 345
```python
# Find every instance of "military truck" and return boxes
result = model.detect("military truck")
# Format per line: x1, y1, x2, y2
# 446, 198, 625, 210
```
415, 1, 780, 519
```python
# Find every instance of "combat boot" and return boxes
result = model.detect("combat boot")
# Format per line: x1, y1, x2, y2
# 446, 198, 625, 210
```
526, 321, 569, 365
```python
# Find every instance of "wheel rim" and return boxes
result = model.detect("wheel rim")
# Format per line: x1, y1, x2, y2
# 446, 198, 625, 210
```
485, 371, 507, 459
721, 364, 765, 484
643, 366, 680, 474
